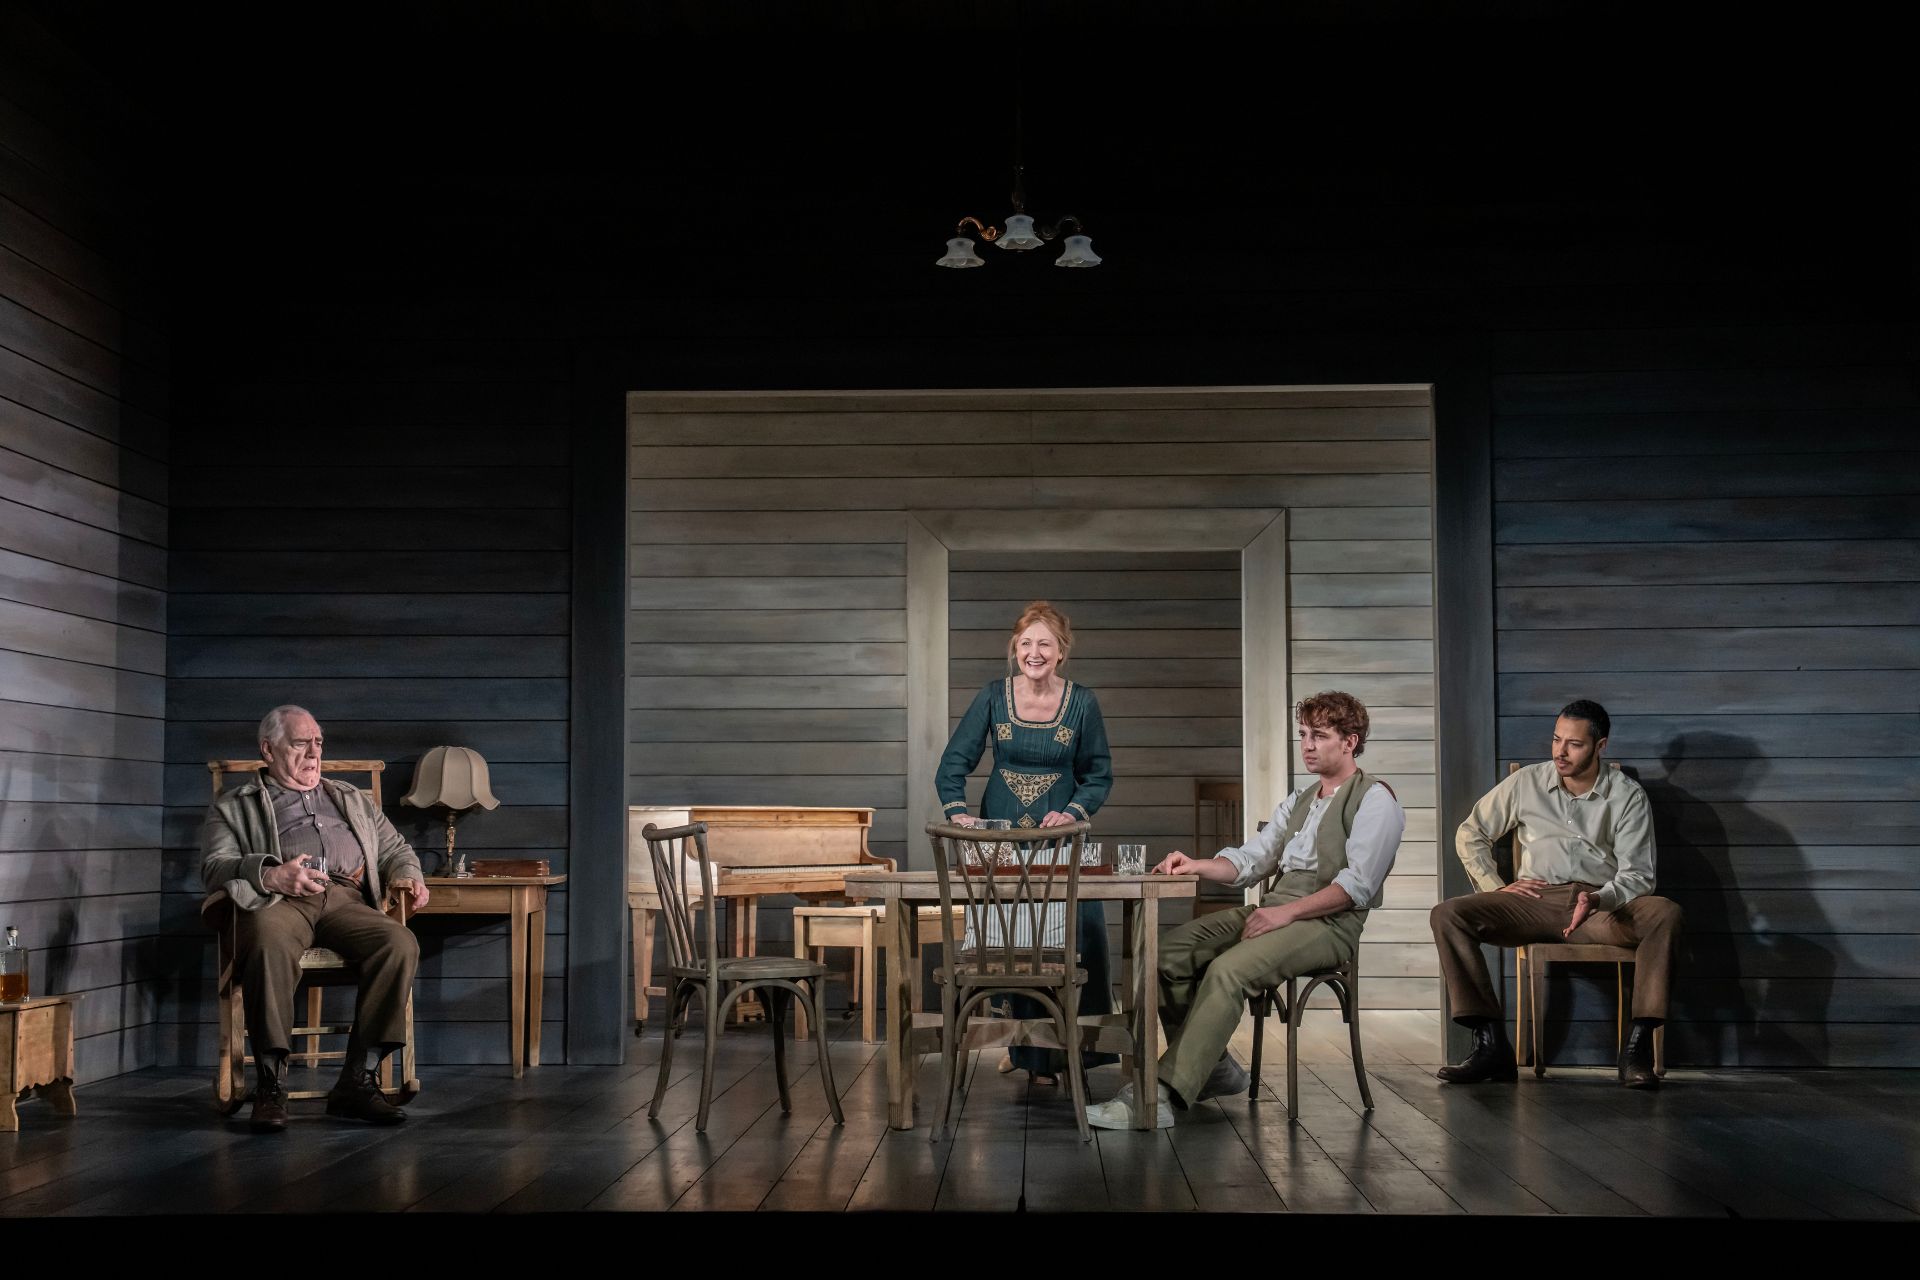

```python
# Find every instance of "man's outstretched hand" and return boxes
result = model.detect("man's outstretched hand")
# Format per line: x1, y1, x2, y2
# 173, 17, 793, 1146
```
1563, 890, 1595, 938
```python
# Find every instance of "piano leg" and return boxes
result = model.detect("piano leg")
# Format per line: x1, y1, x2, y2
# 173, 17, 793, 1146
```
735, 895, 766, 1023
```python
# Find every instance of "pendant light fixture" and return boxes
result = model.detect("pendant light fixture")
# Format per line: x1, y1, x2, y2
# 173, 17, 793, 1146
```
936, 109, 1100, 269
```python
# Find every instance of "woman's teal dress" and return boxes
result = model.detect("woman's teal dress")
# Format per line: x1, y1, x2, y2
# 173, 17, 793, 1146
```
936, 677, 1116, 1076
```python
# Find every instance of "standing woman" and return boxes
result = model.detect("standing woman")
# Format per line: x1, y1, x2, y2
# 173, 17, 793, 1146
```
935, 600, 1116, 1083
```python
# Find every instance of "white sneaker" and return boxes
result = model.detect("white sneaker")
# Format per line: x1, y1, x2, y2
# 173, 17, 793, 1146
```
1085, 1081, 1175, 1130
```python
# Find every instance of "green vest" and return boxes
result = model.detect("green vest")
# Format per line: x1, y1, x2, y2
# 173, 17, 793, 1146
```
1275, 768, 1385, 913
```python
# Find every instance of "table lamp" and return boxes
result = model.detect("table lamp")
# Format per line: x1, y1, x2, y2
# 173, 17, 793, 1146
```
401, 746, 500, 878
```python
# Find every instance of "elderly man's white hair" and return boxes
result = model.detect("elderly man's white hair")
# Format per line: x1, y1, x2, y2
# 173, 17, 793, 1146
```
257, 704, 317, 748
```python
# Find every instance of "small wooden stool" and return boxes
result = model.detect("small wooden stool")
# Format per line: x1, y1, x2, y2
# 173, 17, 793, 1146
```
2, 993, 81, 1131
792, 905, 963, 1044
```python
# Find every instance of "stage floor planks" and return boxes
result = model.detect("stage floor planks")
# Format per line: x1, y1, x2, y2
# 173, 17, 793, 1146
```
3, 1011, 1915, 1218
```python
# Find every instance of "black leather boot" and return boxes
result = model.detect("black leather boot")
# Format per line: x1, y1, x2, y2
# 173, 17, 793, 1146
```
1619, 1020, 1660, 1089
249, 1053, 288, 1133
1436, 1021, 1519, 1083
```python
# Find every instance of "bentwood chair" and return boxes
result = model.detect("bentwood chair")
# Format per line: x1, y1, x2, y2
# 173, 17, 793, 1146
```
1501, 762, 1666, 1078
1246, 952, 1373, 1117
926, 819, 1095, 1143
204, 758, 419, 1113
643, 821, 843, 1133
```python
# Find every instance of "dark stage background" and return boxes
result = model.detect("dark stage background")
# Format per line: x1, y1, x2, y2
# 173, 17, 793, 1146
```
0, 2, 1912, 1076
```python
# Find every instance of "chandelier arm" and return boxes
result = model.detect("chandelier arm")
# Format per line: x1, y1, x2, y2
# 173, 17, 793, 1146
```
956, 215, 1000, 242
1038, 215, 1085, 241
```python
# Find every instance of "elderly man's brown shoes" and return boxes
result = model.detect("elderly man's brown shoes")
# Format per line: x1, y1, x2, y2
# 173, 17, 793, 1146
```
249, 1081, 289, 1132
326, 1068, 408, 1125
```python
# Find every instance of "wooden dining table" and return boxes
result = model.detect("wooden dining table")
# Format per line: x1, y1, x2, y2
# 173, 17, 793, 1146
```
840, 870, 1199, 1131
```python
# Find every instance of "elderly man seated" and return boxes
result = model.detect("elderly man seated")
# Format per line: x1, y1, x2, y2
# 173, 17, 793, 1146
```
203, 704, 430, 1132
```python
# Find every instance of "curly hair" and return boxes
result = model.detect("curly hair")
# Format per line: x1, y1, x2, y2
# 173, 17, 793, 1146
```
1296, 690, 1370, 757
1004, 600, 1073, 674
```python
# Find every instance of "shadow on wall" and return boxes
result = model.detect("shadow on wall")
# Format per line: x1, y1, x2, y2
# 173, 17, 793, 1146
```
1641, 732, 1833, 1067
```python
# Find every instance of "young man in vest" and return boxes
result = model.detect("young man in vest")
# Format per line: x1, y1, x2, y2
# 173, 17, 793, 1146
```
1087, 691, 1406, 1129
1431, 699, 1681, 1089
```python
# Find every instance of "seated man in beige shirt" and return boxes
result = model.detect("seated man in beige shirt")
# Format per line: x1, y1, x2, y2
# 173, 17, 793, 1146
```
1430, 700, 1682, 1088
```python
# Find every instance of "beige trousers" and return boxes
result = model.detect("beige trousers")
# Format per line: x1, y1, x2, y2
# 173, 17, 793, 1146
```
1156, 872, 1364, 1106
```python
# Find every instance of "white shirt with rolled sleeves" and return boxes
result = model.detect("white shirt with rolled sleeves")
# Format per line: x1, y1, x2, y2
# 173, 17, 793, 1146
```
1215, 782, 1405, 908
1454, 760, 1656, 912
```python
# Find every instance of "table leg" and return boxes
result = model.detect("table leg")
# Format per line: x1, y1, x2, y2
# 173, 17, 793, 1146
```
1136, 896, 1162, 1131
860, 911, 878, 1045
1119, 899, 1138, 1078
509, 891, 528, 1078
527, 896, 547, 1067
884, 896, 916, 1130
36, 1078, 77, 1116
632, 906, 652, 1029
793, 915, 811, 1041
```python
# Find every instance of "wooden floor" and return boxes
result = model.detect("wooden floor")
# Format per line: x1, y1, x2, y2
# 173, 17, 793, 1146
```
3, 1011, 1917, 1218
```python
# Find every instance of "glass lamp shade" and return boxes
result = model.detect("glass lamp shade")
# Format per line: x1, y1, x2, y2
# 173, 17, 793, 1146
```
935, 236, 985, 268
997, 214, 1044, 250
1054, 234, 1102, 267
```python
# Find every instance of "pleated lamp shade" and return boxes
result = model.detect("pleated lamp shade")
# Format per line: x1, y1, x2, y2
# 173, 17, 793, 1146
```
401, 745, 501, 812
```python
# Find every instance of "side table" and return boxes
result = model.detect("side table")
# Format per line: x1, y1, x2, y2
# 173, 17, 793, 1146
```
414, 875, 566, 1076
2, 993, 81, 1131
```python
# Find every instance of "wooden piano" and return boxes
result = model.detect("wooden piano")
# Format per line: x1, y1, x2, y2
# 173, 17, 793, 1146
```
628, 804, 893, 1029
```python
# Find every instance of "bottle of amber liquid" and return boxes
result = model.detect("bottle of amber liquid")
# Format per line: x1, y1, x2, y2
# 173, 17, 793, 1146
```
0, 925, 27, 1001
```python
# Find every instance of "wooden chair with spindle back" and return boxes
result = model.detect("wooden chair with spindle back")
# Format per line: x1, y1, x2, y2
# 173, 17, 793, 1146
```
204, 758, 419, 1113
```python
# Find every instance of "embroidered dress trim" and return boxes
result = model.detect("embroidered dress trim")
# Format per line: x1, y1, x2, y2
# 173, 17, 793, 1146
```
1017, 814, 1037, 828
995, 722, 1013, 741
942, 800, 970, 813
1054, 725, 1074, 745
1067, 801, 1090, 820
999, 769, 1061, 807
1003, 677, 1074, 730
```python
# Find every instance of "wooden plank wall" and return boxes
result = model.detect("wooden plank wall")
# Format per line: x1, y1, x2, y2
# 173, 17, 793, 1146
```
155, 313, 573, 1067
630, 388, 1440, 1009
0, 12, 169, 1082
1490, 325, 1920, 1066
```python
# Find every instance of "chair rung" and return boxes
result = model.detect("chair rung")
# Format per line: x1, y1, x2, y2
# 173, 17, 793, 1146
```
243, 1050, 346, 1066
292, 1023, 355, 1036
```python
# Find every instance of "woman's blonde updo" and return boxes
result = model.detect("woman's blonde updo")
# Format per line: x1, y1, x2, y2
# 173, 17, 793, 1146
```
1005, 600, 1074, 674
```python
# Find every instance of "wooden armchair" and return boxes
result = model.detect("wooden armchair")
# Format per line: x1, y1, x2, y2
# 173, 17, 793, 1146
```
204, 758, 419, 1113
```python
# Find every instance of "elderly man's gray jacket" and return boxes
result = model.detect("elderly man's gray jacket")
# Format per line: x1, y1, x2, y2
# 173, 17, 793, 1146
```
200, 777, 422, 912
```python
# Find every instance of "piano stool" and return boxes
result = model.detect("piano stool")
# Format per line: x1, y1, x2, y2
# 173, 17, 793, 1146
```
791, 904, 966, 1044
